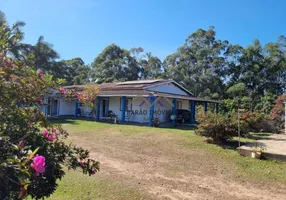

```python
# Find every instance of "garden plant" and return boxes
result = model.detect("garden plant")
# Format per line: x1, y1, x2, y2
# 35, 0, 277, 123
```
0, 23, 99, 199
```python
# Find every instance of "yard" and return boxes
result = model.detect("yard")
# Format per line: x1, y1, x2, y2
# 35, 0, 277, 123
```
47, 120, 286, 200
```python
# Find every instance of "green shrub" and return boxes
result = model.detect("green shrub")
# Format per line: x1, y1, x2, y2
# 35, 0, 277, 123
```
197, 111, 276, 143
240, 112, 275, 133
197, 113, 247, 142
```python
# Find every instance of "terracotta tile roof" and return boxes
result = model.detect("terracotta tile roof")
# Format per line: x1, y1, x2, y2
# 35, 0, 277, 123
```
63, 79, 171, 92
63, 79, 219, 103
152, 92, 219, 103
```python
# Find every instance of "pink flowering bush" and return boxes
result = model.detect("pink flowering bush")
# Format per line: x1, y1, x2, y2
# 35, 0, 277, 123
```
42, 129, 56, 141
18, 140, 25, 149
32, 155, 46, 176
0, 24, 99, 199
268, 94, 286, 132
64, 85, 99, 107
42, 129, 49, 137
63, 84, 100, 119
59, 87, 66, 94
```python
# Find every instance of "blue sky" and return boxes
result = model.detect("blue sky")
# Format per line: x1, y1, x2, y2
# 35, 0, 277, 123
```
1, 0, 286, 64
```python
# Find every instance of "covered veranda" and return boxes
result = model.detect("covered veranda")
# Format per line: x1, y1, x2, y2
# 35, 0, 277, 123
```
94, 93, 219, 127
43, 80, 220, 127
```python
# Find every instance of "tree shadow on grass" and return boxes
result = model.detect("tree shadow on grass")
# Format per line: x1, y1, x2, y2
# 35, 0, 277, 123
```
176, 126, 197, 131
50, 119, 79, 125
248, 133, 272, 140
206, 134, 271, 151
157, 125, 197, 131
49, 116, 96, 125
206, 139, 250, 151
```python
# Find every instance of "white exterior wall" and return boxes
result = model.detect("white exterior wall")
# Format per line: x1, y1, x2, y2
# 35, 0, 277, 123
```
108, 96, 121, 120
59, 100, 93, 117
129, 97, 151, 123
101, 97, 190, 123
153, 97, 173, 122
79, 104, 92, 117
54, 81, 192, 122
153, 98, 189, 123
146, 83, 188, 96
59, 99, 74, 115
106, 97, 150, 123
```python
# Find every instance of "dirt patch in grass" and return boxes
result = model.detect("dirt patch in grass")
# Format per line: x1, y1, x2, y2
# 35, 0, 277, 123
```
53, 121, 286, 200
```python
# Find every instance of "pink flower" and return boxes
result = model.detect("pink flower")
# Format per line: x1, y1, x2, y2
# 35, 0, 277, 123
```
32, 155, 45, 176
52, 128, 57, 133
92, 169, 97, 175
42, 129, 56, 142
0, 51, 6, 58
19, 140, 25, 149
6, 59, 12, 66
27, 124, 32, 129
11, 75, 17, 81
59, 88, 66, 94
47, 134, 55, 142
38, 72, 44, 78
42, 129, 48, 137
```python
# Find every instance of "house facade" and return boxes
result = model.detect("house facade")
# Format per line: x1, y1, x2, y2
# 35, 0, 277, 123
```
42, 79, 219, 126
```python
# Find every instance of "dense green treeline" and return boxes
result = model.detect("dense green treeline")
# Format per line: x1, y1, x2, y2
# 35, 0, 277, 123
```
1, 11, 285, 113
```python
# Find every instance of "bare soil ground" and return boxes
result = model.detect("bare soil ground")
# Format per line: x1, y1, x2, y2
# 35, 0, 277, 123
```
61, 122, 286, 200
239, 134, 286, 161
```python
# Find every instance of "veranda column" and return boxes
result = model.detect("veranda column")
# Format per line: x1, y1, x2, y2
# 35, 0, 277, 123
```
172, 98, 177, 126
74, 99, 79, 118
96, 97, 101, 121
44, 98, 48, 117
149, 96, 155, 126
50, 99, 53, 116
121, 96, 126, 123
193, 101, 197, 123
189, 100, 196, 124
204, 101, 208, 113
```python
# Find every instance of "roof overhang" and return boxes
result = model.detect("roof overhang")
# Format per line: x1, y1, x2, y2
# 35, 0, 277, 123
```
143, 80, 194, 96
61, 80, 219, 103
97, 93, 219, 103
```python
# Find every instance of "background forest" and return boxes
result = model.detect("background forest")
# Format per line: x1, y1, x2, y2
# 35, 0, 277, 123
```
1, 10, 285, 114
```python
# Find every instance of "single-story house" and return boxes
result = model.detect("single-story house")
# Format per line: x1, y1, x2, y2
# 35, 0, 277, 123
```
41, 79, 219, 126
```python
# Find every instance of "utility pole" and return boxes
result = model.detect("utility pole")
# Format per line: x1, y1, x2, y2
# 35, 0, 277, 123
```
284, 101, 286, 135
238, 109, 240, 147
237, 108, 245, 147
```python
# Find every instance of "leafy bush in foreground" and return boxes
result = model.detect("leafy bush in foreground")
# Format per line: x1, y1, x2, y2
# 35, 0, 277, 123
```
240, 112, 275, 133
197, 111, 277, 142
196, 113, 245, 142
0, 25, 99, 199
268, 94, 286, 132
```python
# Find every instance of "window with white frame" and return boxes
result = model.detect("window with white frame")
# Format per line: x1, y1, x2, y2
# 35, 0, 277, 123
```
120, 97, 132, 111
176, 101, 182, 109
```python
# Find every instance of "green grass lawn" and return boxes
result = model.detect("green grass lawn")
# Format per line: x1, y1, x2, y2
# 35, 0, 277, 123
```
45, 119, 286, 200
47, 169, 147, 200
